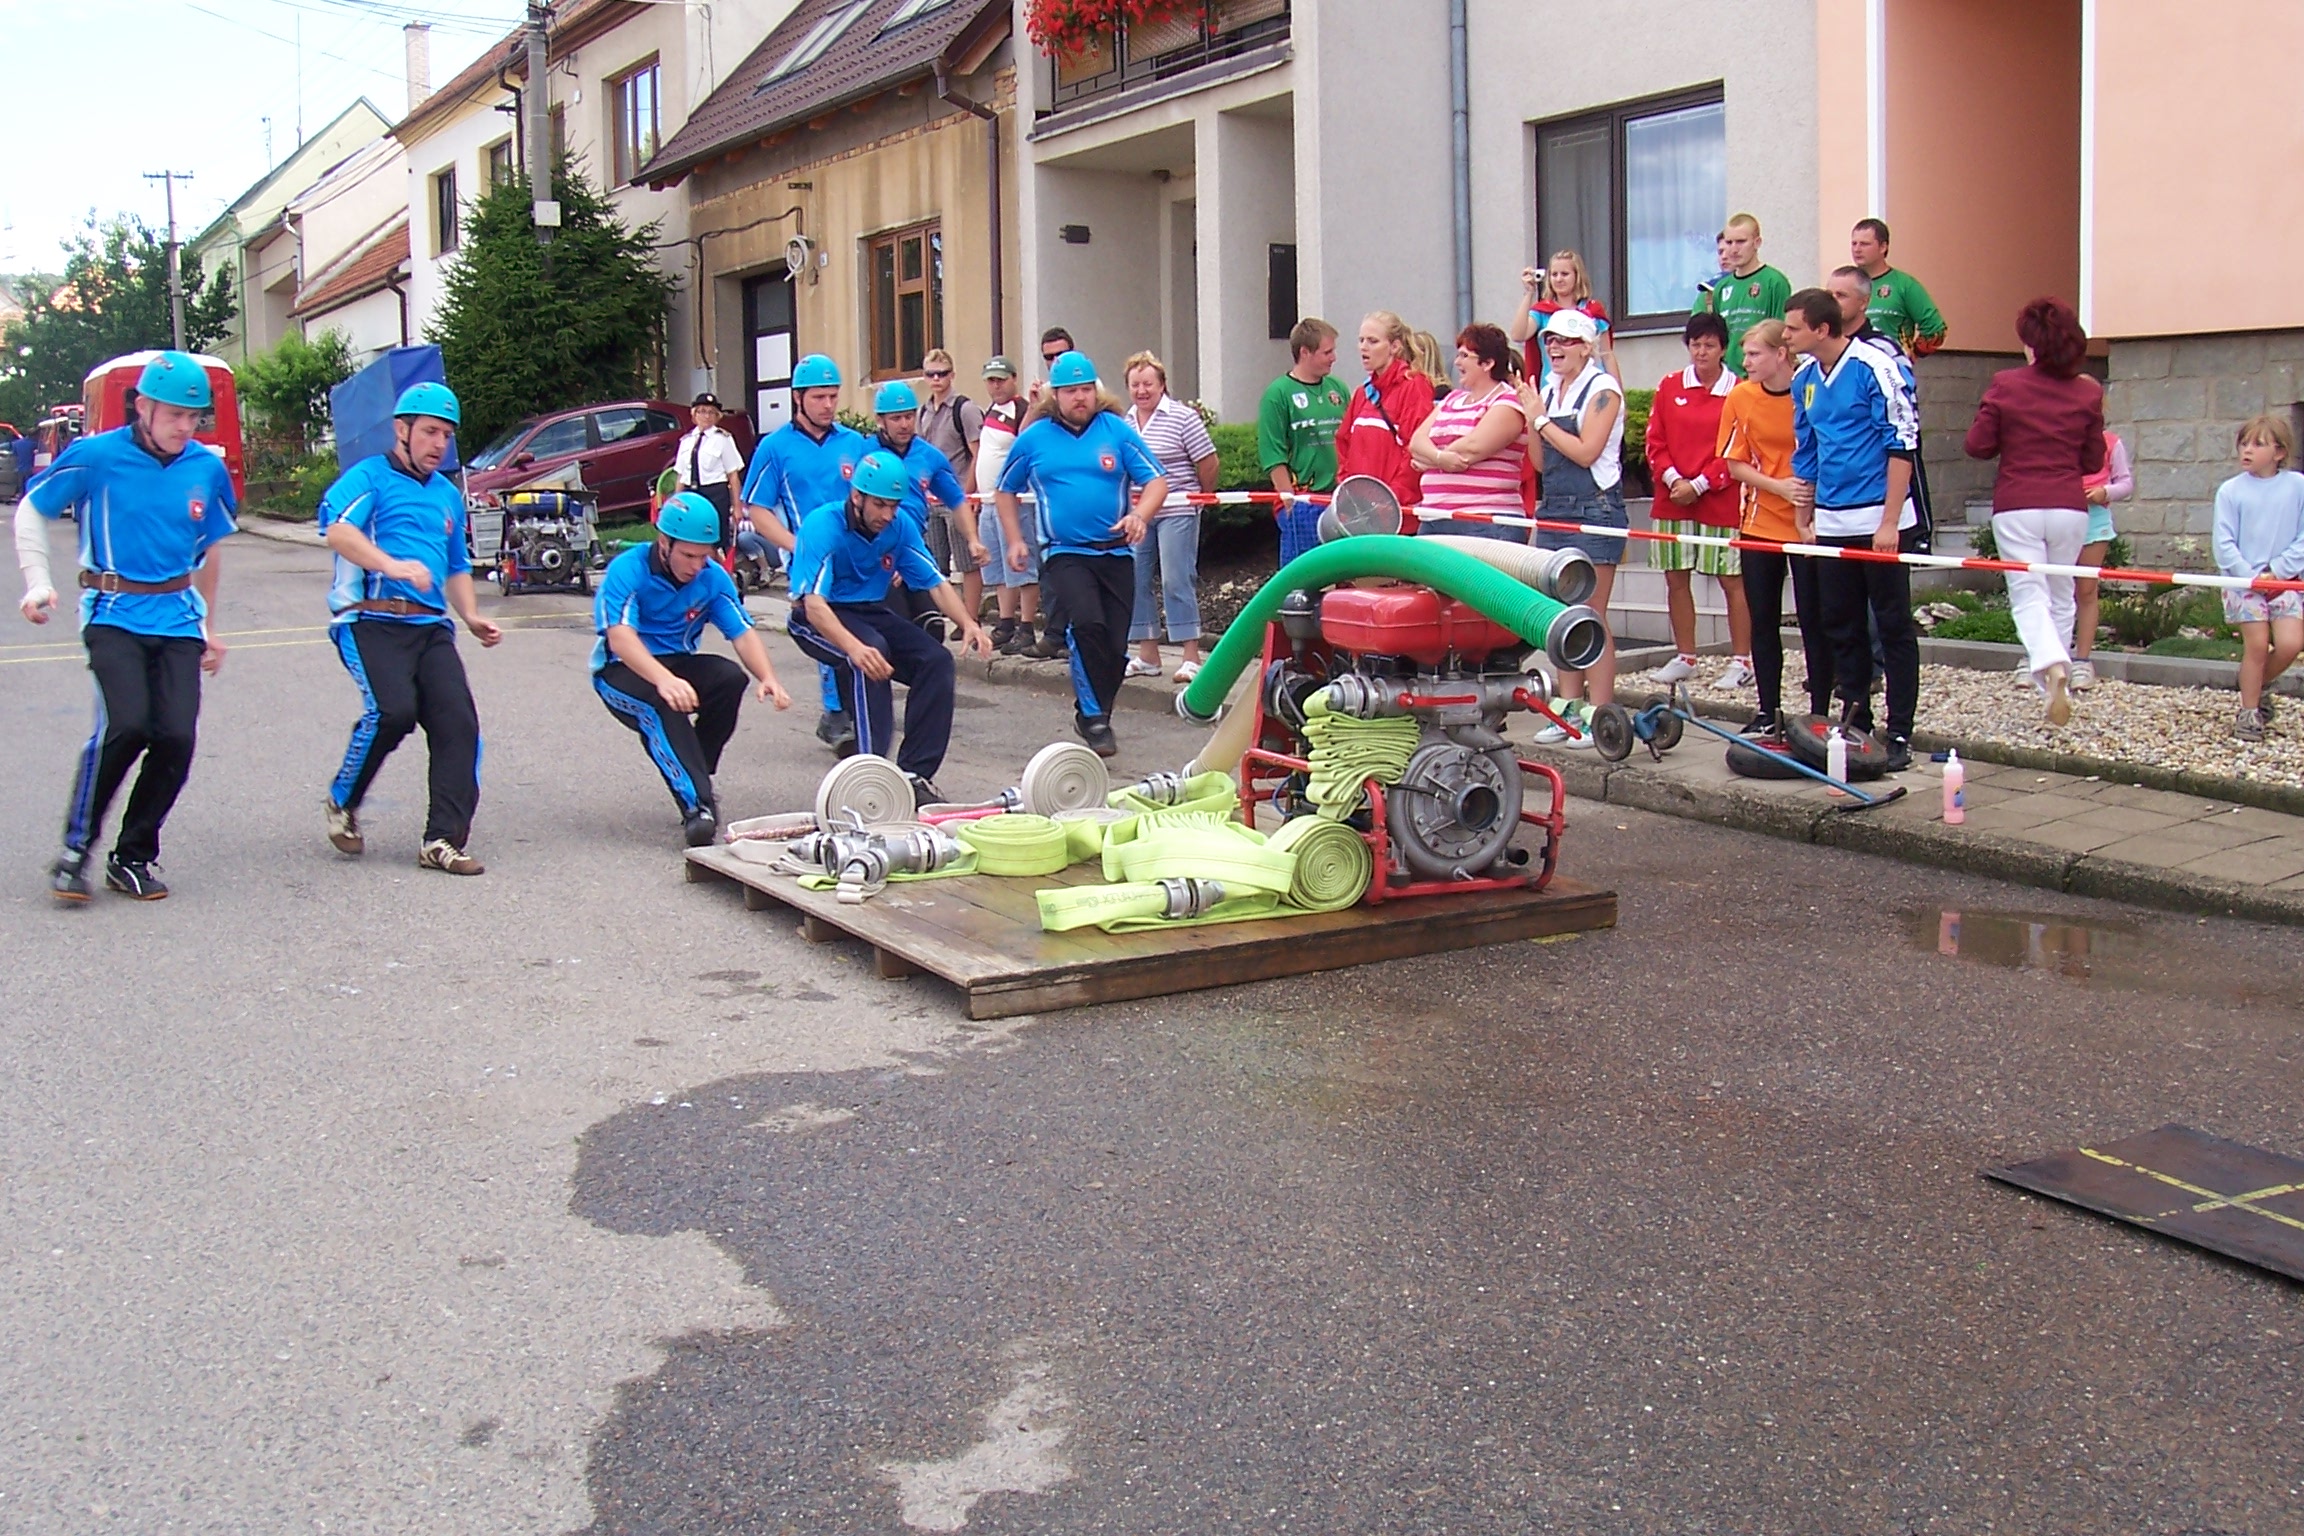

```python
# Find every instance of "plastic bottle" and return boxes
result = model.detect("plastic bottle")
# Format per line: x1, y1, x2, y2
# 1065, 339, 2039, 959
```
1942, 749, 1966, 824
1825, 725, 1848, 797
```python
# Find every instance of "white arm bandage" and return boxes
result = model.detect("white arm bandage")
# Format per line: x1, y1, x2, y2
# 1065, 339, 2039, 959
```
15, 497, 54, 601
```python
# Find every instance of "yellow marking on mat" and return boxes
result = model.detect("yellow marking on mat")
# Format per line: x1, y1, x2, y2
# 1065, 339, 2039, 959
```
2190, 1180, 2304, 1214
2079, 1147, 2304, 1235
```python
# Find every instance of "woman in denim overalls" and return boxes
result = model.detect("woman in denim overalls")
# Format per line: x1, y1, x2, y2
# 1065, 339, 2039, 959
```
1526, 309, 1627, 729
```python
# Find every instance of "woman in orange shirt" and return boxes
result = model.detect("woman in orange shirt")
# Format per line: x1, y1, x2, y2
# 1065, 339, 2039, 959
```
1716, 318, 1832, 735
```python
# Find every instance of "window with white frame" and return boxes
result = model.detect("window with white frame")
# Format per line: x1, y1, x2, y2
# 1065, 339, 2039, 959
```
611, 60, 661, 185
1535, 87, 1725, 328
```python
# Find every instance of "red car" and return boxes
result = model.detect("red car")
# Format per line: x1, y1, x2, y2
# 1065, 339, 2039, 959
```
462, 400, 756, 518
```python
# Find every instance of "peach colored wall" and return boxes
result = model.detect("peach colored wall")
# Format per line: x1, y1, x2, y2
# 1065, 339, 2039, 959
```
1883, 0, 2080, 353
2090, 0, 2304, 338
1814, 0, 1868, 281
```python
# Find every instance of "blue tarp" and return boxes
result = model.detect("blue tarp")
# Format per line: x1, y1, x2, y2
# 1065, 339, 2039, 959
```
329, 345, 459, 476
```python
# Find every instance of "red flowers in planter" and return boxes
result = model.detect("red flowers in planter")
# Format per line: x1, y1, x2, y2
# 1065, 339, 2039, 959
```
1025, 0, 1201, 62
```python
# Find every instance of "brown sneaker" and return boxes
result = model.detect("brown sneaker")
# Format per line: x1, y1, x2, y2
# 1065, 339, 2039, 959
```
417, 839, 485, 876
327, 799, 363, 856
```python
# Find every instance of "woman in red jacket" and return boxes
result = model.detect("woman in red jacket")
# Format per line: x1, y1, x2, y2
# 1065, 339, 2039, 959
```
1963, 297, 2105, 727
1644, 311, 1754, 687
1335, 310, 1436, 508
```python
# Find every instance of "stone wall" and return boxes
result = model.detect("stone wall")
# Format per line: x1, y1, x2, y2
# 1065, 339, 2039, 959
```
2106, 329, 2304, 569
1913, 349, 2017, 526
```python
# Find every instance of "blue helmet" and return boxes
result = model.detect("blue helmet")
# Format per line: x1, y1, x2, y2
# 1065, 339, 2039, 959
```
873, 379, 920, 415
136, 351, 212, 410
1046, 350, 1098, 389
657, 491, 722, 545
393, 380, 461, 425
851, 451, 909, 502
791, 353, 842, 390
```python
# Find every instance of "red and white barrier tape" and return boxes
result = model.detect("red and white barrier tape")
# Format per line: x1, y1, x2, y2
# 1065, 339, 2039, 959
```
956, 489, 2304, 594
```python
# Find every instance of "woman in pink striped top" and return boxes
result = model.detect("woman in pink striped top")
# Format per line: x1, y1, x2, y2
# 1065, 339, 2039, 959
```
1407, 323, 1530, 543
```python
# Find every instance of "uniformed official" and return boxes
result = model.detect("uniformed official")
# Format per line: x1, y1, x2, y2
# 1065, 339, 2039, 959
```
672, 391, 746, 548
592, 491, 791, 845
739, 352, 868, 754
317, 382, 502, 875
784, 451, 993, 805
15, 351, 236, 902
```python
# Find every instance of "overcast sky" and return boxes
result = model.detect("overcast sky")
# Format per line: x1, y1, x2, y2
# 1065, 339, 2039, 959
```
2, 0, 520, 274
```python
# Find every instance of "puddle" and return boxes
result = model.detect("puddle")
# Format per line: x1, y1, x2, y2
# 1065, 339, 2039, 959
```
1906, 909, 2289, 1008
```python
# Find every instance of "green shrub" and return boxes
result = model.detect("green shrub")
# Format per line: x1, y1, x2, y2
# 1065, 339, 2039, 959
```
1931, 606, 2019, 643
2146, 634, 2242, 661
1968, 519, 1998, 560
2099, 586, 2225, 648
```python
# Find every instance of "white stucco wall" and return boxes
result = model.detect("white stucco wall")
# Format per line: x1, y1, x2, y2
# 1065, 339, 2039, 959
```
400, 99, 519, 345
293, 138, 408, 278
1199, 106, 1294, 418
1465, 0, 1816, 388
306, 288, 407, 362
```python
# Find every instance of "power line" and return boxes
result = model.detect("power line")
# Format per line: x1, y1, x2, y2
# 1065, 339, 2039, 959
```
182, 1, 409, 85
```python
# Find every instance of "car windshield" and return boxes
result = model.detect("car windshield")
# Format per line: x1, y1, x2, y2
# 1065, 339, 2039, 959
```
465, 424, 534, 470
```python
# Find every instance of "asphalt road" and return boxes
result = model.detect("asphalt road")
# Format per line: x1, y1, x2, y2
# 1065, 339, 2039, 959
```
2, 529, 2298, 1534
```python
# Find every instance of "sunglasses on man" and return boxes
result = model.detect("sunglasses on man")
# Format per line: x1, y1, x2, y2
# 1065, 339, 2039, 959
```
923, 368, 953, 379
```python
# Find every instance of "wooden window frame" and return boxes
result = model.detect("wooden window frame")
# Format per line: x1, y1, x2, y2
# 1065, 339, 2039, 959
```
485, 137, 516, 192
866, 220, 945, 382
1531, 83, 1726, 335
431, 166, 459, 255
610, 58, 662, 187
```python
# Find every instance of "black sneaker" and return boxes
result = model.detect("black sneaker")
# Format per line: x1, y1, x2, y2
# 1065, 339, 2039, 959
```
50, 848, 91, 903
908, 774, 944, 811
918, 613, 949, 642
1077, 715, 1118, 759
1740, 711, 1779, 737
997, 621, 1037, 656
1881, 735, 1913, 773
683, 806, 719, 848
104, 856, 169, 900
815, 710, 857, 756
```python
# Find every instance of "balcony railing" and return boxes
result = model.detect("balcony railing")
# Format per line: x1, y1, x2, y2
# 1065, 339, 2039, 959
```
1043, 0, 1291, 112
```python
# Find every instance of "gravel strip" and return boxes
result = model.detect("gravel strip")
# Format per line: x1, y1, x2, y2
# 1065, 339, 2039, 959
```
1637, 659, 2304, 790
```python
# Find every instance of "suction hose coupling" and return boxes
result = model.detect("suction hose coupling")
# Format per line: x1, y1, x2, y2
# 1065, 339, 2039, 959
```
1176, 688, 1219, 725
1546, 604, 1608, 672
1523, 546, 1598, 604
1119, 770, 1194, 806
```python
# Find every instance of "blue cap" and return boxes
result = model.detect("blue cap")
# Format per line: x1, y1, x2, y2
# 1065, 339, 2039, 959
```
136, 352, 212, 410
873, 379, 920, 414
392, 380, 460, 425
1047, 350, 1098, 389
851, 451, 909, 502
791, 353, 842, 390
657, 491, 722, 545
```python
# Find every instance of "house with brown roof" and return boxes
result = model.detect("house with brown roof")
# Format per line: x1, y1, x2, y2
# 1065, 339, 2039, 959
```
637, 0, 1018, 430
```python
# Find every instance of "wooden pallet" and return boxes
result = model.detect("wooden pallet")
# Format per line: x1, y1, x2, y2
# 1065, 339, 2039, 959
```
685, 844, 1617, 1020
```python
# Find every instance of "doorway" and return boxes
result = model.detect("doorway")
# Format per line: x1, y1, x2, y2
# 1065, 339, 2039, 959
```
743, 273, 796, 435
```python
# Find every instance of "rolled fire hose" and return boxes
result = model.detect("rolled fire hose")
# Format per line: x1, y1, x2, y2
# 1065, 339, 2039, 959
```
955, 813, 1075, 877
1038, 877, 1230, 932
814, 754, 916, 829
1054, 807, 1131, 862
1040, 817, 1373, 932
1019, 742, 1110, 817
1267, 815, 1375, 911
1109, 824, 1297, 893
1420, 536, 1598, 605
1177, 536, 1604, 723
1299, 693, 1421, 817
1100, 808, 1240, 882
722, 810, 820, 844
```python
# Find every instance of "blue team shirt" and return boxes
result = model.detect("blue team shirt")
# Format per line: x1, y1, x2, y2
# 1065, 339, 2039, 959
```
28, 425, 238, 640
876, 434, 968, 532
789, 499, 945, 607
739, 421, 868, 525
997, 412, 1163, 558
315, 453, 470, 626
590, 543, 751, 671
1791, 337, 1920, 535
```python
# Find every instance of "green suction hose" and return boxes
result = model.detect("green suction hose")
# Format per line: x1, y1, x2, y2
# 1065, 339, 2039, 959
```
1177, 535, 1606, 722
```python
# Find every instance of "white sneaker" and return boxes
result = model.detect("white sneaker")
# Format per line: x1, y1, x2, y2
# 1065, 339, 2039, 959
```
1652, 655, 1698, 684
1532, 722, 1570, 745
1716, 656, 1755, 689
1124, 656, 1162, 678
2068, 659, 2097, 691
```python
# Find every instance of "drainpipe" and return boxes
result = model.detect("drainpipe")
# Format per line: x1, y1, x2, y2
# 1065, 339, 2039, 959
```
1448, 0, 1471, 329
384, 270, 409, 347
935, 61, 1004, 358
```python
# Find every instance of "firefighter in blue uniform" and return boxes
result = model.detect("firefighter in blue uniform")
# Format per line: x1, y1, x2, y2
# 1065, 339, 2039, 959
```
316, 382, 502, 875
14, 352, 236, 902
739, 352, 867, 753
593, 491, 792, 845
869, 377, 972, 632
784, 451, 993, 804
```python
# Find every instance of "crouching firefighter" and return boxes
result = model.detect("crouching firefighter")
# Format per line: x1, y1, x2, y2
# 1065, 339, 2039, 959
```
593, 491, 791, 845
783, 451, 994, 808
318, 381, 502, 874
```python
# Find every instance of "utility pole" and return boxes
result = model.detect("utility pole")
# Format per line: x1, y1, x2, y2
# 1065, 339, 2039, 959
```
525, 1, 558, 244
145, 170, 193, 351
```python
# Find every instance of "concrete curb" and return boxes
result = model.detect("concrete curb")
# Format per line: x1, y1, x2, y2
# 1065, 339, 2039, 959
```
1525, 744, 2304, 926
234, 516, 322, 546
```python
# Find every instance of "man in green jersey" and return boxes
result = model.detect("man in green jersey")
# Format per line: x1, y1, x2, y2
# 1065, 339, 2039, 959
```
1850, 218, 1948, 357
1694, 211, 1791, 374
1257, 317, 1349, 563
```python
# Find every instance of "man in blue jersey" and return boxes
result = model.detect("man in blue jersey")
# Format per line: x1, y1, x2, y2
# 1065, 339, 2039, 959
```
738, 352, 867, 754
316, 382, 502, 875
786, 452, 993, 803
869, 377, 974, 637
14, 352, 235, 902
593, 492, 792, 846
1785, 288, 1922, 770
994, 351, 1168, 758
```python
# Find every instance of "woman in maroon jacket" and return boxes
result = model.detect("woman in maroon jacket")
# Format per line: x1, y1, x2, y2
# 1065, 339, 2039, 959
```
1964, 297, 2106, 726
1335, 310, 1437, 508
